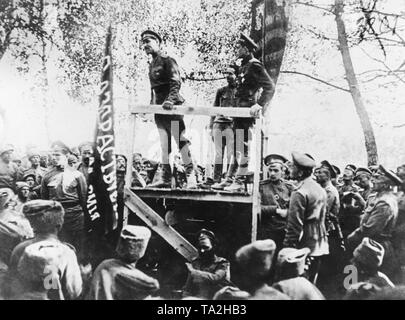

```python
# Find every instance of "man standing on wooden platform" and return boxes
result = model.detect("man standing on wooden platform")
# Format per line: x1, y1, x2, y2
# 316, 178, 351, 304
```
224, 33, 275, 193
141, 30, 197, 189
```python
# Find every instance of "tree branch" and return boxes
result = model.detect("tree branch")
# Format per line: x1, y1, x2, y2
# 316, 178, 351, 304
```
281, 70, 350, 92
292, 1, 334, 14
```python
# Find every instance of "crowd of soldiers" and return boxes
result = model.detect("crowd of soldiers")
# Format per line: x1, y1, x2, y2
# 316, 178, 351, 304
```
0, 29, 405, 300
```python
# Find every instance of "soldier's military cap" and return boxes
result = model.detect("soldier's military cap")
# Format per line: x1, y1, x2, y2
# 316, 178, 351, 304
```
141, 30, 162, 44
0, 188, 14, 210
345, 164, 357, 174
277, 247, 311, 277
355, 167, 372, 178
23, 172, 36, 181
78, 141, 94, 153
368, 165, 379, 174
0, 144, 14, 155
352, 237, 384, 269
291, 152, 316, 169
27, 149, 41, 160
377, 165, 403, 186
235, 239, 276, 276
22, 200, 65, 232
50, 140, 71, 155
320, 160, 337, 179
16, 182, 30, 191
197, 228, 216, 244
238, 33, 259, 51
17, 240, 65, 284
116, 225, 152, 261
332, 165, 341, 176
264, 154, 288, 166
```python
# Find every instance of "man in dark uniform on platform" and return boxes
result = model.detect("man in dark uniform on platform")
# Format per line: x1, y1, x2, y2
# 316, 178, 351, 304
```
224, 33, 275, 192
141, 30, 196, 189
258, 154, 294, 251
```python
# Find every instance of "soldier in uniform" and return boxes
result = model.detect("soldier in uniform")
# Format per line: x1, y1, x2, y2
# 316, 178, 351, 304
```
258, 154, 294, 253
283, 152, 329, 285
234, 239, 290, 300
0, 144, 21, 191
23, 150, 47, 188
338, 165, 364, 238
208, 66, 238, 190
224, 33, 275, 192
41, 141, 88, 264
87, 225, 159, 300
347, 165, 402, 279
6, 200, 83, 300
273, 247, 325, 300
13, 239, 83, 300
354, 167, 374, 203
183, 229, 231, 299
141, 30, 196, 189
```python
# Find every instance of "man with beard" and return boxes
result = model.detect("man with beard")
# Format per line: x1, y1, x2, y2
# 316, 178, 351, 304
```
283, 152, 329, 284
258, 154, 294, 253
183, 229, 231, 299
0, 144, 20, 191
14, 182, 31, 212
140, 30, 196, 189
41, 141, 88, 264
347, 165, 402, 279
77, 142, 94, 184
224, 33, 275, 192
24, 151, 47, 184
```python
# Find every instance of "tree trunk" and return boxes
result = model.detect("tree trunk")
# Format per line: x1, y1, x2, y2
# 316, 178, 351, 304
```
39, 0, 51, 145
334, 0, 379, 166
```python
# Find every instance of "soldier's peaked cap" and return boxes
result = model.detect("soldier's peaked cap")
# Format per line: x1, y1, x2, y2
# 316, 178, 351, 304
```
291, 152, 316, 169
378, 165, 403, 186
197, 229, 216, 243
356, 167, 372, 177
320, 160, 337, 179
332, 165, 341, 176
264, 154, 288, 166
50, 141, 71, 155
345, 164, 357, 173
239, 33, 258, 51
141, 30, 162, 44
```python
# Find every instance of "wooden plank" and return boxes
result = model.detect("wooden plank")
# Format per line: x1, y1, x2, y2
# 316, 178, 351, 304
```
130, 104, 253, 118
124, 187, 199, 262
251, 116, 263, 242
131, 187, 253, 204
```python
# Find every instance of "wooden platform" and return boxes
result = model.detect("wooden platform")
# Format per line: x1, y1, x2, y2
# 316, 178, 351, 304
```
131, 187, 253, 204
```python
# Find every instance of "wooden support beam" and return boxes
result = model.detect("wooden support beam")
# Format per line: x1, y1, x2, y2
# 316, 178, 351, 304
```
251, 116, 263, 243
130, 104, 253, 118
131, 187, 253, 204
124, 187, 199, 262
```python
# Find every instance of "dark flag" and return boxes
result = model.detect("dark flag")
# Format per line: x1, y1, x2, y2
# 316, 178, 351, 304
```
87, 26, 118, 235
250, 0, 289, 86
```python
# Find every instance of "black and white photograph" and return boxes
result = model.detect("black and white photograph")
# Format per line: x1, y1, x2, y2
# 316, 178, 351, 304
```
0, 0, 405, 306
